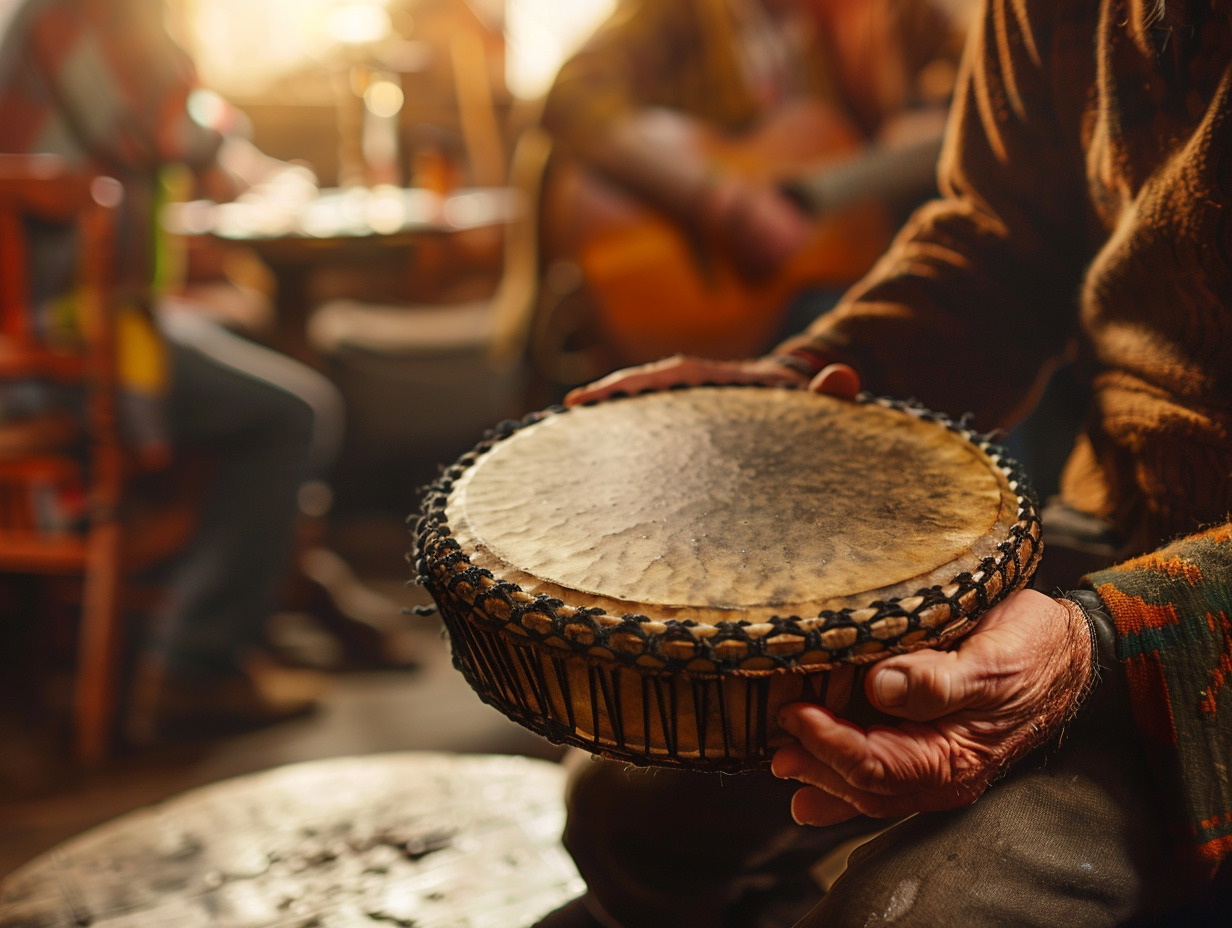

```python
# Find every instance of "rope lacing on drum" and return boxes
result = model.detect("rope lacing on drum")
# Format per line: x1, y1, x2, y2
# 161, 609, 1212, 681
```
411, 388, 1043, 676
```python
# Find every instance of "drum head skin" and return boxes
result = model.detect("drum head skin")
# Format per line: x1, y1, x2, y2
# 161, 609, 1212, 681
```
450, 387, 1019, 621
414, 386, 1042, 769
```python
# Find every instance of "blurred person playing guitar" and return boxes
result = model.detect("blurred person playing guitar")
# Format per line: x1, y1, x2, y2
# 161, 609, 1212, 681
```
538, 0, 972, 368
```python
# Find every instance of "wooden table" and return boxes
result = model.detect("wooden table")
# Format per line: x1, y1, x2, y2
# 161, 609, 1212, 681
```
0, 752, 583, 928
165, 184, 521, 360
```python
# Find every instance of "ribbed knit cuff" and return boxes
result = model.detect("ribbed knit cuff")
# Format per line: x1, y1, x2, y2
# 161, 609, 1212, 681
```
1060, 588, 1132, 737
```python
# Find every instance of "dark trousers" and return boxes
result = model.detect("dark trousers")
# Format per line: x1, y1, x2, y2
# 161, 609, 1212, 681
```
560, 720, 1219, 927
142, 315, 343, 676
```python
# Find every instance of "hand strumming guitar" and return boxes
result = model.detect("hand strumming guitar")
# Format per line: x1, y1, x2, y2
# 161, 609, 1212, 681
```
692, 171, 814, 280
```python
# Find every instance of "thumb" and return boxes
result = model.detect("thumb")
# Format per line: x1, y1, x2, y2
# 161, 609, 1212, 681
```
808, 363, 860, 400
866, 649, 982, 721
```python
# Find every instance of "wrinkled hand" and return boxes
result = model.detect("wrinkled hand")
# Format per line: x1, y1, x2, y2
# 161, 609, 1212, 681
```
565, 355, 861, 406
697, 173, 813, 280
771, 590, 1093, 826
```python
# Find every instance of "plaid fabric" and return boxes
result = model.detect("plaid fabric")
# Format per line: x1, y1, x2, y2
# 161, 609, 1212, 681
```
1088, 526, 1232, 867
778, 0, 1232, 870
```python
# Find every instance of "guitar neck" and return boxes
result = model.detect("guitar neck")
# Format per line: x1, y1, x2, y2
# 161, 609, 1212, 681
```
781, 135, 944, 216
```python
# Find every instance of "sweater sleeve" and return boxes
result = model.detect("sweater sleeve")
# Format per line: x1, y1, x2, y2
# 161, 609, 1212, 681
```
1085, 525, 1232, 869
775, 0, 1092, 432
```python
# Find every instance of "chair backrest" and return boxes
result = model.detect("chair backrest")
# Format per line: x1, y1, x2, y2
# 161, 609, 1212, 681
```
483, 125, 554, 368
0, 153, 125, 569
0, 154, 136, 766
449, 30, 508, 191
0, 153, 122, 369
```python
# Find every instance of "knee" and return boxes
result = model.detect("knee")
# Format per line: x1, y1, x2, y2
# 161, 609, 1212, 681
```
250, 362, 345, 473
266, 387, 316, 453
296, 371, 346, 472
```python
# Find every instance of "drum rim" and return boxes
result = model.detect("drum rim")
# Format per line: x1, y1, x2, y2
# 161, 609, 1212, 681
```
413, 385, 1043, 676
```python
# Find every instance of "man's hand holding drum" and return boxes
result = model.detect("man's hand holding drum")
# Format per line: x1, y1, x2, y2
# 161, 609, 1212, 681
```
567, 353, 1096, 826
773, 589, 1094, 825
563, 353, 862, 404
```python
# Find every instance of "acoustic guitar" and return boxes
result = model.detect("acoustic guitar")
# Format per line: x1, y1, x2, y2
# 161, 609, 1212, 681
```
541, 102, 943, 366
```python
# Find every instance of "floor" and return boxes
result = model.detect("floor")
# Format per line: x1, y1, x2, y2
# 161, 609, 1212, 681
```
0, 501, 568, 883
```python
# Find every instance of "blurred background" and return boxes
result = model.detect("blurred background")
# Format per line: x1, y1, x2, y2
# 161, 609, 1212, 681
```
0, 0, 617, 880
0, 0, 980, 895
162, 0, 622, 511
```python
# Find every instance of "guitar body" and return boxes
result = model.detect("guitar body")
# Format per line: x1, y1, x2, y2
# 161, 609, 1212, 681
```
542, 103, 895, 366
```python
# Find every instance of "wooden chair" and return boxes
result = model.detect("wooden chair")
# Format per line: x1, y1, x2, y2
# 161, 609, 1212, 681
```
0, 154, 197, 766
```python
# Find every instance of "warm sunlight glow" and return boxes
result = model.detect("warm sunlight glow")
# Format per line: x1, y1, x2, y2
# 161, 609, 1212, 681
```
504, 0, 614, 99
326, 2, 393, 46
184, 0, 613, 103
363, 79, 405, 118
186, 88, 231, 131
186, 0, 344, 97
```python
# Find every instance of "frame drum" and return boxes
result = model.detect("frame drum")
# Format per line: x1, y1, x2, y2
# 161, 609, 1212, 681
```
413, 386, 1042, 771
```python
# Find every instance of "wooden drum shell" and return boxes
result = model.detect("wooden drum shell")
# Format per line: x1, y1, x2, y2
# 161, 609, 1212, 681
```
435, 582, 865, 767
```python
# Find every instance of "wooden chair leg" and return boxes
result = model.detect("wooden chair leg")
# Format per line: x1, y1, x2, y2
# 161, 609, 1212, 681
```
74, 519, 124, 767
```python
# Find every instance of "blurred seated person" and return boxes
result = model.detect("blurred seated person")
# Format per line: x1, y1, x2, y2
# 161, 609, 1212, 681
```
0, 0, 349, 735
537, 0, 973, 365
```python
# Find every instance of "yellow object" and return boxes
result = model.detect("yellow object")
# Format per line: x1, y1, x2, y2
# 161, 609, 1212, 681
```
116, 304, 169, 396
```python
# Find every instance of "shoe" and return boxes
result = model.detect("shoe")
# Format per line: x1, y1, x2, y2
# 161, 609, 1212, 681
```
126, 652, 330, 743
284, 546, 423, 671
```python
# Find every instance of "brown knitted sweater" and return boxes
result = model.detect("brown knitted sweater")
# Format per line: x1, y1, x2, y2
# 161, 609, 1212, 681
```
781, 0, 1231, 552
